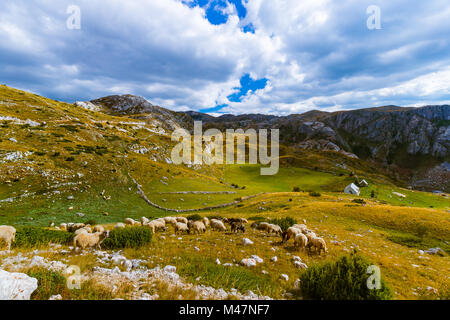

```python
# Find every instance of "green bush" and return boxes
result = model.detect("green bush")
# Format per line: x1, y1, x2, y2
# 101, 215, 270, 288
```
292, 186, 301, 192
352, 199, 366, 205
270, 217, 297, 232
186, 214, 202, 221
27, 267, 67, 300
14, 227, 72, 248
102, 226, 152, 249
300, 253, 393, 300
309, 191, 321, 197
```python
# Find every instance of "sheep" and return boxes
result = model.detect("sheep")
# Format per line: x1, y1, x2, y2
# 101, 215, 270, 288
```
67, 223, 86, 233
176, 217, 188, 224
230, 222, 245, 233
124, 218, 139, 226
141, 216, 150, 225
202, 217, 210, 228
187, 221, 206, 234
266, 224, 282, 236
224, 218, 248, 225
210, 219, 227, 232
163, 216, 178, 226
256, 222, 270, 232
74, 228, 90, 237
250, 222, 260, 229
147, 219, 166, 233
114, 223, 126, 229
175, 222, 189, 234
308, 237, 327, 255
0, 225, 16, 251
93, 225, 105, 233
59, 223, 67, 232
294, 233, 308, 250
282, 226, 303, 243
73, 231, 109, 251
291, 224, 308, 233
305, 232, 317, 243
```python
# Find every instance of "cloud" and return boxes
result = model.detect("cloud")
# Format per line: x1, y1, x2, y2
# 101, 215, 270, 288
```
0, 0, 449, 115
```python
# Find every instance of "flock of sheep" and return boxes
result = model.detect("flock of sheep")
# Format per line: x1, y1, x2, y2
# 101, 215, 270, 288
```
0, 216, 327, 256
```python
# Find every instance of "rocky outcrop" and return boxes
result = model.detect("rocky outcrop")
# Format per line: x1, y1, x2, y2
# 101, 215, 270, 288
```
0, 269, 38, 300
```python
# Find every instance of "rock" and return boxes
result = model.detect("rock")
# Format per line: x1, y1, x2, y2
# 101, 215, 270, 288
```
215, 258, 221, 265
223, 263, 233, 267
294, 279, 301, 289
242, 238, 254, 246
240, 258, 257, 267
75, 212, 85, 218
270, 256, 278, 262
163, 265, 176, 273
294, 261, 308, 269
425, 247, 445, 255
250, 255, 263, 264
67, 195, 74, 200
292, 256, 302, 262
0, 269, 38, 300
418, 250, 424, 255
49, 294, 62, 300
279, 274, 289, 281
261, 270, 269, 275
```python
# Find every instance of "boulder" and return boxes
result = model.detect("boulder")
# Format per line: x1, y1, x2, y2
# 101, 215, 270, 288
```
0, 269, 38, 300
242, 238, 254, 246
240, 258, 257, 267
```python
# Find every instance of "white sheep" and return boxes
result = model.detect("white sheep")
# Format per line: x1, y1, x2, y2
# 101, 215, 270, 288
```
147, 219, 166, 233
292, 224, 308, 233
68, 223, 85, 232
308, 237, 328, 255
73, 231, 109, 251
283, 226, 303, 242
175, 222, 189, 234
93, 225, 105, 233
74, 228, 90, 236
141, 216, 150, 225
0, 225, 16, 251
124, 218, 139, 226
114, 223, 126, 229
266, 224, 282, 236
202, 217, 210, 228
187, 221, 206, 234
163, 216, 178, 226
210, 219, 227, 232
176, 217, 188, 224
306, 232, 317, 243
294, 233, 308, 250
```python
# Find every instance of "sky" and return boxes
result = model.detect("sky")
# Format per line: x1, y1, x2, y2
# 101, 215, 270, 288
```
1, 0, 450, 115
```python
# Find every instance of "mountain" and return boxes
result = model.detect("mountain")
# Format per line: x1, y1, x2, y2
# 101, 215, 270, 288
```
1, 85, 449, 191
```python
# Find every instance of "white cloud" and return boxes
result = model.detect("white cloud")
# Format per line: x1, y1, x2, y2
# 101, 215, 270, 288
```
0, 0, 449, 115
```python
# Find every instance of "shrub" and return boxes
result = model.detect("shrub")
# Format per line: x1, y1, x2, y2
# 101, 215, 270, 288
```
65, 156, 75, 161
270, 216, 297, 232
186, 214, 202, 221
309, 191, 321, 197
14, 227, 72, 248
292, 186, 301, 192
299, 253, 393, 300
102, 226, 152, 249
370, 190, 376, 198
27, 267, 67, 300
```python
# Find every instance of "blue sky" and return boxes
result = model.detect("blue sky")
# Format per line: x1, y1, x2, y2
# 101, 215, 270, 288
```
1, 0, 450, 115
